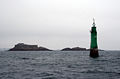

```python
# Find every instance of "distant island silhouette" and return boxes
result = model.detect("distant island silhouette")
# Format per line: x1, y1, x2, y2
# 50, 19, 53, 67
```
9, 43, 104, 51
9, 43, 52, 51
61, 47, 87, 51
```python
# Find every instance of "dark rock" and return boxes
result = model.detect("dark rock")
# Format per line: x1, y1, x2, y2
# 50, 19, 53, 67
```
9, 43, 52, 51
71, 47, 86, 51
38, 47, 52, 51
61, 48, 72, 51
61, 47, 87, 51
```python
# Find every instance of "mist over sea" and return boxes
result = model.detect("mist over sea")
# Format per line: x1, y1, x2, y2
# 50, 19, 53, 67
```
0, 50, 120, 79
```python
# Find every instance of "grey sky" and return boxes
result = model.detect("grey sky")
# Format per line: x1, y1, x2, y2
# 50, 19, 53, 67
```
0, 0, 120, 50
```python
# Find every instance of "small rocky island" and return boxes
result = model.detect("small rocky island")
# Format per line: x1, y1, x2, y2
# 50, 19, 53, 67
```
9, 43, 104, 51
61, 47, 87, 51
9, 43, 52, 51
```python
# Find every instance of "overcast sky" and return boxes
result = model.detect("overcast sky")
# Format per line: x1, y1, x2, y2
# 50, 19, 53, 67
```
0, 0, 120, 50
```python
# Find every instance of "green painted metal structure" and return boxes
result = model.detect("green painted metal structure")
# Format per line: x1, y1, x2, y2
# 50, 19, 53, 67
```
90, 26, 98, 48
90, 19, 99, 57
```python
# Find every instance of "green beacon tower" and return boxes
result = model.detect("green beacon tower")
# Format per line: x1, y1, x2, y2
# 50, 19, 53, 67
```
90, 19, 99, 57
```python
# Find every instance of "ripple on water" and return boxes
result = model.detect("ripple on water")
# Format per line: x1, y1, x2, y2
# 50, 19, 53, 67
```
0, 51, 120, 79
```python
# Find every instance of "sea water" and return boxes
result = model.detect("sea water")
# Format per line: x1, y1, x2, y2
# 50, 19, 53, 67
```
0, 51, 120, 79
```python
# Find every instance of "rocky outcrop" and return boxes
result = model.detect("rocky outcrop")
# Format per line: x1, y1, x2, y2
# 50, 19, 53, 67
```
61, 47, 87, 51
9, 43, 52, 51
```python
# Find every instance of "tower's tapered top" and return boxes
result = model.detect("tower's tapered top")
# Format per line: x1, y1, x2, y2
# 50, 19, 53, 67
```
93, 18, 96, 27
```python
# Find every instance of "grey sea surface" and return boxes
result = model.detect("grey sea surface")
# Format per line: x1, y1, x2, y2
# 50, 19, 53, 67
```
0, 50, 120, 79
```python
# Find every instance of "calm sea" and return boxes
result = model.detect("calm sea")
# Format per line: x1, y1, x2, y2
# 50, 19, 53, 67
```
0, 50, 120, 79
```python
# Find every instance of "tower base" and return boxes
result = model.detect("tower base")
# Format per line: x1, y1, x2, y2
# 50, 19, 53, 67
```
90, 48, 99, 58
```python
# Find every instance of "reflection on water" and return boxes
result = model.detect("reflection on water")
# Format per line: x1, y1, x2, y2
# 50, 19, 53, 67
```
0, 51, 120, 79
